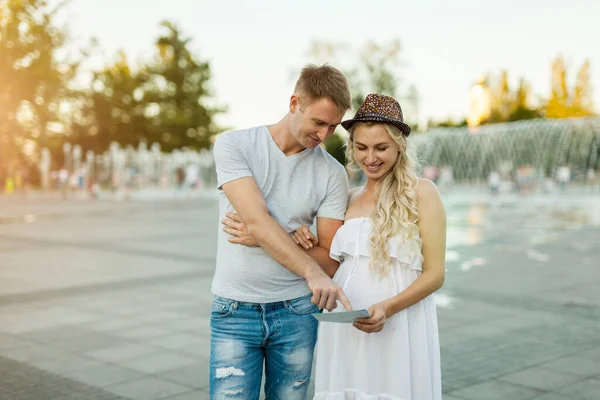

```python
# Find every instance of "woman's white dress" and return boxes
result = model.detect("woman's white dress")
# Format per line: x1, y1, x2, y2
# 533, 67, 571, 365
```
314, 217, 442, 400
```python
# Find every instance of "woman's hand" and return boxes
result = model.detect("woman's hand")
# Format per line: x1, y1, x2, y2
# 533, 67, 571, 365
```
292, 225, 318, 250
353, 302, 389, 333
222, 212, 259, 247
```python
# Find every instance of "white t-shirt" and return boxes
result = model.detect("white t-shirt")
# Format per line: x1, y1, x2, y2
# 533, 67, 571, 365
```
212, 125, 349, 302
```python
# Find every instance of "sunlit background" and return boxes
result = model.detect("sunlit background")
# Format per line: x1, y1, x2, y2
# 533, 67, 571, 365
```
1, 1, 600, 399
1, 0, 600, 194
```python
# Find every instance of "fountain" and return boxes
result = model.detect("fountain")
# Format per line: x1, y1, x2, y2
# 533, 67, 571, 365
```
411, 117, 600, 185
35, 117, 599, 197
39, 140, 218, 195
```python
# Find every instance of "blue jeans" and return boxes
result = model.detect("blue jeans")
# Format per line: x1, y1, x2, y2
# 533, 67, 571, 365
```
210, 293, 319, 400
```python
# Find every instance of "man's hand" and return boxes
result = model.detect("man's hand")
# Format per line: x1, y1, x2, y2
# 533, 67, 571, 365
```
222, 212, 259, 247
353, 301, 388, 333
306, 272, 353, 312
292, 225, 318, 249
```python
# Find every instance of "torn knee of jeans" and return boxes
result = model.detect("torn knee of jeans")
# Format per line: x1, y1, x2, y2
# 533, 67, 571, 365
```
223, 384, 244, 397
216, 366, 245, 380
293, 378, 309, 388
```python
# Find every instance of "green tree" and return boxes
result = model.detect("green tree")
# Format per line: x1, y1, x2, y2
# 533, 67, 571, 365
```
428, 117, 468, 129
475, 71, 540, 124
73, 21, 224, 153
0, 0, 82, 174
141, 21, 224, 151
323, 133, 346, 165
508, 78, 541, 121
307, 39, 417, 123
306, 39, 417, 162
73, 51, 146, 151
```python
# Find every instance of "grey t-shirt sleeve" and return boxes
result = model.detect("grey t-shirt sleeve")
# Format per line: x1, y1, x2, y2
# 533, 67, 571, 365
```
316, 165, 350, 220
213, 133, 253, 190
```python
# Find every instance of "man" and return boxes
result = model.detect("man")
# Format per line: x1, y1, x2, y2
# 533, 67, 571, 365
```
211, 64, 352, 399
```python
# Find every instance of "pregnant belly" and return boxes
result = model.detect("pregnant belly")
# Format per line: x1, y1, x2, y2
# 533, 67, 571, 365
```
333, 257, 401, 311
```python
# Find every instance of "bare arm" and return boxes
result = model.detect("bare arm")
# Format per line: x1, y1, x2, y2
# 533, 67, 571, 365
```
382, 178, 446, 315
221, 177, 352, 311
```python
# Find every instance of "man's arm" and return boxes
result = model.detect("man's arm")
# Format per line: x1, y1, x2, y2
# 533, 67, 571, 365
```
307, 164, 349, 276
221, 177, 351, 311
223, 213, 342, 276
223, 214, 342, 277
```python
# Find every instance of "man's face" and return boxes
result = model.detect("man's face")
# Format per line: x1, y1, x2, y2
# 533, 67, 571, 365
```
289, 95, 344, 149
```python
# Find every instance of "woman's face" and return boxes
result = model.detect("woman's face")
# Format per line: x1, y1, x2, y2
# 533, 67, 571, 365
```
352, 124, 400, 180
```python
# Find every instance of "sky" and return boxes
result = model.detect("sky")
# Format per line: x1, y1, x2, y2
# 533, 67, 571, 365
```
60, 0, 599, 130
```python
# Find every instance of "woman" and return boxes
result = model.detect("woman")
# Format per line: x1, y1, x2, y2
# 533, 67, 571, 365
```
294, 94, 445, 399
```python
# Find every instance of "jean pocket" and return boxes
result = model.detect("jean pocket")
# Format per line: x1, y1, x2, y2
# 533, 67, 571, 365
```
211, 297, 236, 319
287, 294, 319, 316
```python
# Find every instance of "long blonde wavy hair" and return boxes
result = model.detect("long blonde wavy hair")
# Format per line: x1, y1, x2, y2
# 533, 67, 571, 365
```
345, 122, 421, 278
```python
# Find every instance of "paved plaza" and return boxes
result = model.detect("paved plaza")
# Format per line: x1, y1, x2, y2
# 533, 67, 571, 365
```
0, 189, 599, 400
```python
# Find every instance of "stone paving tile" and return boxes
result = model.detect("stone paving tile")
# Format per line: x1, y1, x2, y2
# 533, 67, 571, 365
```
111, 325, 174, 340
447, 379, 546, 400
84, 343, 160, 363
165, 318, 210, 333
540, 356, 600, 377
176, 342, 210, 360
104, 377, 193, 400
443, 396, 471, 400
161, 391, 209, 400
500, 366, 585, 391
577, 347, 600, 360
157, 362, 209, 389
0, 355, 130, 400
85, 318, 141, 333
120, 352, 199, 375
0, 316, 70, 335
555, 378, 600, 400
61, 364, 146, 388
137, 311, 190, 324
530, 394, 578, 400
1, 195, 598, 399
0, 343, 69, 364
46, 332, 131, 353
64, 391, 134, 400
146, 333, 206, 350
19, 326, 93, 344
0, 333, 36, 351
28, 354, 108, 375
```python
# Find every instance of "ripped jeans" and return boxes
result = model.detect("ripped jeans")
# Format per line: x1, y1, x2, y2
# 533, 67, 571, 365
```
210, 293, 319, 399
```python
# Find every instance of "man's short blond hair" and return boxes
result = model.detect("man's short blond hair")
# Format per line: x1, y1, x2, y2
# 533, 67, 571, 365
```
294, 64, 352, 114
